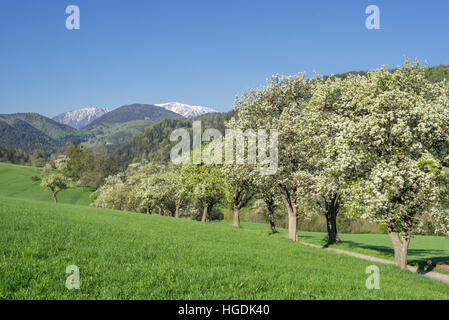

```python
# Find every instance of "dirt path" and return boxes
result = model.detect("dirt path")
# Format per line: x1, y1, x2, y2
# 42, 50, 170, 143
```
299, 241, 449, 285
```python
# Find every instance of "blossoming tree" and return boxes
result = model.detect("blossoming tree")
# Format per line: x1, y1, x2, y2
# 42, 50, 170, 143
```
331, 60, 449, 267
230, 74, 314, 241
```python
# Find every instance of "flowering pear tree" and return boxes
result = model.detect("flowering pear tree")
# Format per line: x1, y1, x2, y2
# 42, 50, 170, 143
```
181, 162, 224, 222
91, 174, 127, 210
332, 61, 449, 268
41, 173, 71, 203
253, 174, 280, 233
299, 77, 355, 243
230, 74, 314, 241
54, 155, 70, 173
222, 164, 254, 227
167, 165, 189, 218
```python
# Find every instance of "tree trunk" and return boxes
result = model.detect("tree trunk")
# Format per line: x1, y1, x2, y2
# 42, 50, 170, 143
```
264, 196, 276, 233
175, 202, 180, 219
324, 194, 340, 244
201, 206, 209, 223
325, 213, 338, 243
52, 192, 58, 203
280, 191, 298, 241
388, 231, 411, 268
268, 212, 276, 233
233, 207, 240, 228
286, 205, 298, 241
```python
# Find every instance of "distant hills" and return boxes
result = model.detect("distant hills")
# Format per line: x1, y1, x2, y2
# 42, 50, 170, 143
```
83, 104, 183, 130
53, 107, 109, 129
82, 104, 186, 151
52, 102, 218, 129
155, 102, 218, 118
114, 111, 234, 167
0, 103, 220, 154
0, 113, 86, 154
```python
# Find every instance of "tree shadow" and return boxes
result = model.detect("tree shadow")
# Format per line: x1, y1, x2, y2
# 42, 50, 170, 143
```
327, 239, 448, 261
408, 256, 449, 272
298, 234, 317, 239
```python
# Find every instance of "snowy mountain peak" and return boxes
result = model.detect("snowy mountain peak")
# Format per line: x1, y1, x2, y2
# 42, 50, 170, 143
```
53, 107, 109, 129
155, 102, 218, 119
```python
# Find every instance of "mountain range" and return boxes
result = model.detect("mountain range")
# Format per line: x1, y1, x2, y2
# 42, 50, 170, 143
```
82, 104, 185, 151
0, 103, 219, 154
155, 102, 217, 119
53, 107, 109, 129
52, 102, 217, 129
0, 113, 85, 154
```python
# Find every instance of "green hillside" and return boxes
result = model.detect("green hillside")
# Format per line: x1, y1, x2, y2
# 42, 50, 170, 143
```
0, 113, 79, 140
0, 113, 87, 154
0, 119, 58, 154
1, 196, 449, 299
0, 162, 92, 205
114, 111, 235, 167
81, 104, 185, 151
0, 162, 448, 299
84, 104, 184, 129
0, 106, 186, 154
83, 119, 160, 152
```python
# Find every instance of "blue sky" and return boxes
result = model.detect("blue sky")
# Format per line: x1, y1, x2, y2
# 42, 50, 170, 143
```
0, 0, 448, 117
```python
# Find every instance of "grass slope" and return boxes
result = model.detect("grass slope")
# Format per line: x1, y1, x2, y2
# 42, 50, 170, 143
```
1, 196, 449, 300
0, 162, 92, 206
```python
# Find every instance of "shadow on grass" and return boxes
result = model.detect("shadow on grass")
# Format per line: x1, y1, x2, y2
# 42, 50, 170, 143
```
299, 233, 449, 275
304, 237, 448, 262
408, 256, 449, 273
297, 234, 317, 239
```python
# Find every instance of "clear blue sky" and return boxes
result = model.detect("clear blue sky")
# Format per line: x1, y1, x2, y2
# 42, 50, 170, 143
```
1, 0, 448, 117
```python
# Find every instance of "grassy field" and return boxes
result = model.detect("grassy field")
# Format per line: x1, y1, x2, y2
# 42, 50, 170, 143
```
1, 162, 448, 299
1, 196, 449, 299
0, 162, 93, 206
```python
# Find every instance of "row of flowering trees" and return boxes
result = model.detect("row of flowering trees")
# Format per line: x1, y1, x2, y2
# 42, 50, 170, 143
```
229, 59, 449, 268
92, 60, 449, 269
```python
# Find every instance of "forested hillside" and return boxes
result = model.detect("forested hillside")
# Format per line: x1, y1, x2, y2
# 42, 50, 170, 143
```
331, 64, 449, 82
0, 113, 87, 154
114, 111, 235, 167
0, 146, 31, 165
80, 104, 186, 151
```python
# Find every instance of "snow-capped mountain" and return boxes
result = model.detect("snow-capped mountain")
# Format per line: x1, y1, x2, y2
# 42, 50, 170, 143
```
53, 107, 109, 129
155, 102, 218, 119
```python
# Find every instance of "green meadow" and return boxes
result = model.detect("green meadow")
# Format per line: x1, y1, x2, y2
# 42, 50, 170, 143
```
0, 163, 448, 299
0, 162, 92, 205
